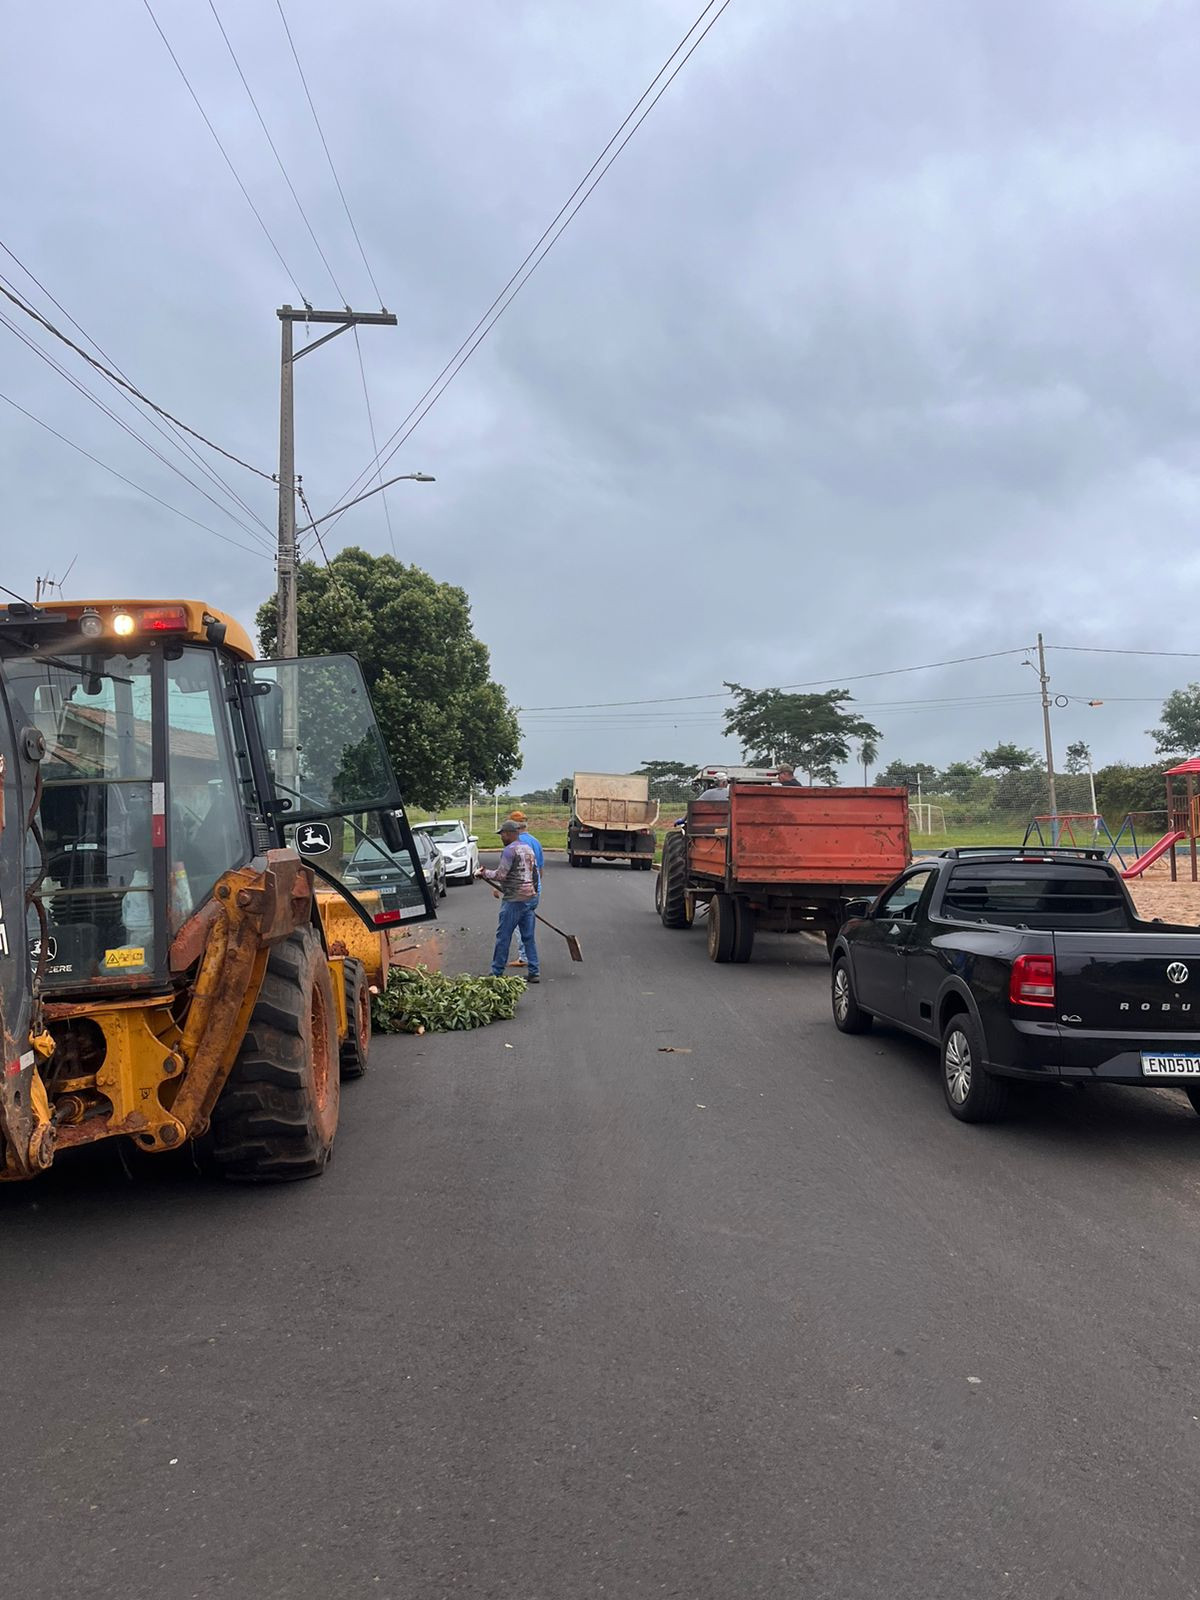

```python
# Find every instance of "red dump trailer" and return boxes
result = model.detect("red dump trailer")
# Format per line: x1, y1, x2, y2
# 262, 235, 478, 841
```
655, 778, 910, 962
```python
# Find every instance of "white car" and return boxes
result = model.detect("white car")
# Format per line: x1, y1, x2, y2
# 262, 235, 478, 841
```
413, 819, 480, 886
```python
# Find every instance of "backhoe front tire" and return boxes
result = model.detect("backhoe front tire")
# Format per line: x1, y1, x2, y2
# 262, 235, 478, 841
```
209, 925, 340, 1183
339, 958, 372, 1081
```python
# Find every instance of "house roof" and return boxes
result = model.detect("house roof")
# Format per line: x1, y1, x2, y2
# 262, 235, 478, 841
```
1165, 757, 1200, 775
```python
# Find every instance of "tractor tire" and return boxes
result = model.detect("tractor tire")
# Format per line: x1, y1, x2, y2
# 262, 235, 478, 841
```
209, 925, 340, 1183
654, 866, 664, 914
339, 958, 372, 1081
707, 893, 737, 963
660, 832, 690, 929
731, 898, 755, 963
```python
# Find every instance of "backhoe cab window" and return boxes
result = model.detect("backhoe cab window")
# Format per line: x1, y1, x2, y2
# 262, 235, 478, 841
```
249, 656, 396, 818
6, 653, 155, 982
166, 651, 250, 923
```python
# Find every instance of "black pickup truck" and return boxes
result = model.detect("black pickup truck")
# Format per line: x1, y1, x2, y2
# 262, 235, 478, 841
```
830, 847, 1200, 1124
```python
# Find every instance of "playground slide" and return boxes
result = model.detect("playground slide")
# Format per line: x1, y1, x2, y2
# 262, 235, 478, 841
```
1120, 830, 1186, 880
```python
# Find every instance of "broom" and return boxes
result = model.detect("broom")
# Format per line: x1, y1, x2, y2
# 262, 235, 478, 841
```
533, 910, 584, 963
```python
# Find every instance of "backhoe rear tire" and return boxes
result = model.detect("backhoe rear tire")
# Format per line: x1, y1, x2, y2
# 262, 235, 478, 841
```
209, 925, 340, 1183
339, 958, 372, 1081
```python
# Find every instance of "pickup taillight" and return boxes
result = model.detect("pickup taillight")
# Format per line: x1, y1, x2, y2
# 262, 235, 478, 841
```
1009, 953, 1056, 1008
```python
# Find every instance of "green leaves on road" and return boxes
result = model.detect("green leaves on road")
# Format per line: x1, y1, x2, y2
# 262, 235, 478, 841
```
372, 966, 526, 1033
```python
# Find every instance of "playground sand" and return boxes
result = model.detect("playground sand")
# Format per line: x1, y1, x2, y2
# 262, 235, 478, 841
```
1126, 859, 1200, 925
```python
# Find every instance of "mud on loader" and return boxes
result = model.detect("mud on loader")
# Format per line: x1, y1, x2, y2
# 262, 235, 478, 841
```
0, 598, 435, 1183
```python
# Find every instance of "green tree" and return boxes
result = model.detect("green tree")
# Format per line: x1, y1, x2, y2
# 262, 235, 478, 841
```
1064, 740, 1092, 775
1149, 684, 1200, 757
938, 761, 983, 799
857, 736, 879, 785
979, 742, 1040, 774
637, 760, 701, 802
722, 684, 882, 784
874, 759, 937, 789
258, 547, 521, 810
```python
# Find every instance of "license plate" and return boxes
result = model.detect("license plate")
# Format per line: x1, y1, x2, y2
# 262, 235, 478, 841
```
1141, 1053, 1200, 1077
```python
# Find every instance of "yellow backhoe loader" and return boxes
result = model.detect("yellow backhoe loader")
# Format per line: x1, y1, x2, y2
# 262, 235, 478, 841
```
0, 597, 434, 1182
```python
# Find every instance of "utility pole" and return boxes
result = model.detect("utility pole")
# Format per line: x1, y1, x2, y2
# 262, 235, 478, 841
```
1036, 632, 1058, 827
275, 305, 398, 659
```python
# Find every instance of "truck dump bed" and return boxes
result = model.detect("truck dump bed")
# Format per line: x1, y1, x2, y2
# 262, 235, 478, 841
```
689, 785, 909, 889
571, 772, 661, 832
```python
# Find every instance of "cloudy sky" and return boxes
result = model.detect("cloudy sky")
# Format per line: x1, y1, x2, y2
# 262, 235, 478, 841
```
3, 0, 1199, 790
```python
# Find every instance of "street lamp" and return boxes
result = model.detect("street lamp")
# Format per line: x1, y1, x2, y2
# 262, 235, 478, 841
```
294, 471, 436, 536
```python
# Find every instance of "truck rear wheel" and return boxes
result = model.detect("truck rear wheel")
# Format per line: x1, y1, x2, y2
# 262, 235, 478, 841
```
339, 958, 372, 1081
707, 893, 737, 962
209, 925, 340, 1182
660, 832, 689, 928
731, 899, 755, 962
941, 1012, 1010, 1124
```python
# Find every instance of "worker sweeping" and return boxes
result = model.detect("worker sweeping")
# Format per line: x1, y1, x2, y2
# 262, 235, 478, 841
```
507, 810, 544, 968
480, 820, 541, 983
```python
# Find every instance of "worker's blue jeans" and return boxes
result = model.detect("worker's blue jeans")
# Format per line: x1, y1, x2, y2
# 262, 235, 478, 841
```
492, 897, 538, 977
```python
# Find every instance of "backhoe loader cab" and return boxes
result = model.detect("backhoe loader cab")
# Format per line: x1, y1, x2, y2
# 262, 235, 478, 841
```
0, 598, 432, 1183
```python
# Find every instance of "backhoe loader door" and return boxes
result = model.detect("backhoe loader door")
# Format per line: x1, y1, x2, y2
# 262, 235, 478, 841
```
248, 655, 434, 927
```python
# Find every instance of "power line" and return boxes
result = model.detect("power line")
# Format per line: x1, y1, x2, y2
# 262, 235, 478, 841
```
275, 0, 385, 307
517, 648, 1036, 712
352, 327, 396, 555
206, 0, 347, 304
1049, 644, 1200, 660
0, 242, 274, 535
0, 306, 275, 550
0, 273, 275, 484
315, 0, 733, 538
0, 388, 270, 561
141, 0, 309, 304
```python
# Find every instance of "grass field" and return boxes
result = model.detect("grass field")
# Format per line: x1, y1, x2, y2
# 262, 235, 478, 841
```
411, 805, 1025, 858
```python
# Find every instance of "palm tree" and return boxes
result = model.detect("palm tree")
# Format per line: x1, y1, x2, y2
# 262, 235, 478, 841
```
858, 737, 879, 786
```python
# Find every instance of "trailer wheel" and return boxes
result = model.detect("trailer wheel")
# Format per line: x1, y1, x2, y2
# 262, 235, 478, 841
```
731, 899, 755, 963
339, 958, 371, 1081
209, 925, 340, 1182
660, 832, 690, 928
707, 893, 737, 962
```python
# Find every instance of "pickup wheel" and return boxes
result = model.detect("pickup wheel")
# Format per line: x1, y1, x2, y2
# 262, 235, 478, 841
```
707, 893, 737, 962
941, 1012, 1010, 1123
659, 832, 689, 929
831, 957, 871, 1034
730, 898, 755, 963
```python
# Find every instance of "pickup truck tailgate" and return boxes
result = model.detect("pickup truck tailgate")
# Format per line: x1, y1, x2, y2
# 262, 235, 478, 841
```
1053, 930, 1200, 1030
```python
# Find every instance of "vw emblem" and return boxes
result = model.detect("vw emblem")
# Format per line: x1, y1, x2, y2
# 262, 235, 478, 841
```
1168, 961, 1190, 986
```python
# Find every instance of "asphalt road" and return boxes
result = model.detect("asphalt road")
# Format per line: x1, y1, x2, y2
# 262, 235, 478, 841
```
5, 857, 1200, 1598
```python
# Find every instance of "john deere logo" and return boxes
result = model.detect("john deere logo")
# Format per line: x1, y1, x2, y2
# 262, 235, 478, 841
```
1168, 962, 1190, 986
296, 822, 333, 855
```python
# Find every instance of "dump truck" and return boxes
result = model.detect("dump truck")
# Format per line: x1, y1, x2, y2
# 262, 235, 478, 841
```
655, 768, 909, 961
562, 771, 659, 870
0, 596, 434, 1183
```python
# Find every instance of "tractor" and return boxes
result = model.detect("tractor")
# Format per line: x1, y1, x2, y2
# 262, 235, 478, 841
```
0, 597, 434, 1183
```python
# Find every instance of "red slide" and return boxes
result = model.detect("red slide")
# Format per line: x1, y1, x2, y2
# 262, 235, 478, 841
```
1121, 830, 1186, 879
